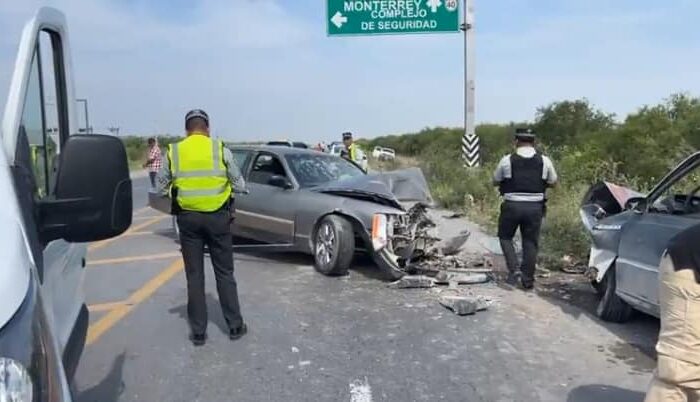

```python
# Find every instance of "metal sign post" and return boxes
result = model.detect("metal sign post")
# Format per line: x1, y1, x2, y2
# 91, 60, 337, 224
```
461, 0, 479, 168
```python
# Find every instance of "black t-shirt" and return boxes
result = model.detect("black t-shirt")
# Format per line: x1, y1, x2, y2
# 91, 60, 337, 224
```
667, 223, 700, 282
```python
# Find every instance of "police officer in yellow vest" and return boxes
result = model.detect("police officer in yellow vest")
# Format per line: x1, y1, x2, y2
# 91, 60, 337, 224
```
341, 131, 367, 172
157, 109, 247, 346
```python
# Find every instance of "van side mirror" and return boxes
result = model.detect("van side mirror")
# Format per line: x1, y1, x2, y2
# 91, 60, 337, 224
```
268, 175, 293, 189
624, 196, 646, 214
39, 135, 132, 243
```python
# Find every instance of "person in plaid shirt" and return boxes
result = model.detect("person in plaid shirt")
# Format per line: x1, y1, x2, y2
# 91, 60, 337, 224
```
143, 137, 162, 188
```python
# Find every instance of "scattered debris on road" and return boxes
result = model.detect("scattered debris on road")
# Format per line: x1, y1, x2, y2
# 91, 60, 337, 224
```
388, 275, 435, 289
434, 271, 489, 285
439, 295, 491, 315
442, 212, 465, 219
441, 230, 471, 256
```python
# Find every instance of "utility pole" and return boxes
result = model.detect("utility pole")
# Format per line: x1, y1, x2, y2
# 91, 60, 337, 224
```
76, 98, 90, 134
461, 0, 479, 168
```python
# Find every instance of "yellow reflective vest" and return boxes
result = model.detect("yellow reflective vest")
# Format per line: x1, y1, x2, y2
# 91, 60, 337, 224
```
169, 133, 232, 212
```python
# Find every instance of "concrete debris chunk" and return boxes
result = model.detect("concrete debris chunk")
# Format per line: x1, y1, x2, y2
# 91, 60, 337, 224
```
439, 295, 490, 316
433, 271, 490, 285
440, 230, 471, 256
451, 273, 490, 285
387, 275, 434, 289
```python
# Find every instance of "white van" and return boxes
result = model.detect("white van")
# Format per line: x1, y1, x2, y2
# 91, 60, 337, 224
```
0, 8, 132, 401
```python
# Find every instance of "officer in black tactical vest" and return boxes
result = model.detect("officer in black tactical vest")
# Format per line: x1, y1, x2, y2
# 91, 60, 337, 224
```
493, 128, 558, 289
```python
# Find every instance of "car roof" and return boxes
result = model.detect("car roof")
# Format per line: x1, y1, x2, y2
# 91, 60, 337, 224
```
227, 144, 324, 156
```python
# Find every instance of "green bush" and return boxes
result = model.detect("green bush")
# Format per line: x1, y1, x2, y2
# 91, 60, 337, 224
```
371, 93, 700, 266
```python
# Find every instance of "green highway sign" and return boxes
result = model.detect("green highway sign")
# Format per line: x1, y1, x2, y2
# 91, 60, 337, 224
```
327, 0, 460, 36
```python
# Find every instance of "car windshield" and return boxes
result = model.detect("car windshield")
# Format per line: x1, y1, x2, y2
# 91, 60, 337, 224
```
285, 153, 365, 188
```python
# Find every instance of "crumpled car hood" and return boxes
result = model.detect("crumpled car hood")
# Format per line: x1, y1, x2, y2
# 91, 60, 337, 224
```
580, 181, 643, 231
311, 167, 434, 209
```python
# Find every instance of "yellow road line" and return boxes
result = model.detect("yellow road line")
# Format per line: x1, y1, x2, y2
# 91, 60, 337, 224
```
88, 301, 130, 313
86, 259, 184, 346
88, 215, 166, 251
88, 252, 181, 266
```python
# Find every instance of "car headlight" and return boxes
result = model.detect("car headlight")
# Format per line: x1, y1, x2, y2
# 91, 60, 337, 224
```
371, 214, 395, 251
0, 276, 58, 402
0, 358, 33, 402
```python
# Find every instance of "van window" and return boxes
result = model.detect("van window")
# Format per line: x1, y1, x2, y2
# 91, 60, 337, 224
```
38, 30, 67, 196
19, 31, 67, 199
20, 47, 48, 197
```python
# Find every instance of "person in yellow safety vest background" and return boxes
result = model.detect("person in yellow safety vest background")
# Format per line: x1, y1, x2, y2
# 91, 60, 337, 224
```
157, 109, 248, 346
341, 131, 368, 172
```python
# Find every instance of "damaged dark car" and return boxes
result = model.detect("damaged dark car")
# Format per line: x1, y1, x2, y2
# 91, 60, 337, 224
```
581, 152, 700, 322
149, 145, 434, 280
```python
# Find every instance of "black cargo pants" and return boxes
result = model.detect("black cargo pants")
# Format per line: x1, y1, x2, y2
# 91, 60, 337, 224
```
497, 201, 544, 286
177, 207, 243, 335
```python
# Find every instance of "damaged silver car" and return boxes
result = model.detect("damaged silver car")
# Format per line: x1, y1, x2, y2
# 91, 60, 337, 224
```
581, 152, 700, 322
150, 145, 434, 280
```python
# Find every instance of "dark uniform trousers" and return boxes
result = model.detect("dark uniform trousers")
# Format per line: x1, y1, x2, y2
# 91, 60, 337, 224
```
498, 200, 544, 286
177, 206, 243, 335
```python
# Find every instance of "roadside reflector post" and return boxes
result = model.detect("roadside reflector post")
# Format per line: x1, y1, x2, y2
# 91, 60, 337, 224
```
461, 0, 479, 168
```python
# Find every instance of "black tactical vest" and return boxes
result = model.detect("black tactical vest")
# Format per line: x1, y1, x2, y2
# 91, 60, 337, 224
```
499, 153, 547, 195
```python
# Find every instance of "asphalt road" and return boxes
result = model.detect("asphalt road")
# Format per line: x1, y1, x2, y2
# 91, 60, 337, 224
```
74, 176, 658, 402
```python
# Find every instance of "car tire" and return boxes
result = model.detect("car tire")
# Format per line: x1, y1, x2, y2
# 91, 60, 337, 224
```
313, 215, 355, 276
596, 267, 633, 322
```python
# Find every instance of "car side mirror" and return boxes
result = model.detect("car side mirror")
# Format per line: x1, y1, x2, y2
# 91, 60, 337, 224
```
268, 175, 293, 189
39, 135, 132, 243
624, 196, 646, 214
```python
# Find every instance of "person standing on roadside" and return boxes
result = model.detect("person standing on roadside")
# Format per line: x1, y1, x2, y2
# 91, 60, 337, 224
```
143, 137, 162, 188
492, 128, 558, 290
341, 131, 367, 171
645, 224, 700, 401
157, 109, 247, 346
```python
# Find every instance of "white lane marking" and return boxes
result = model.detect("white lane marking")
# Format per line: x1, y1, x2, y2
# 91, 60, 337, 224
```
350, 378, 373, 402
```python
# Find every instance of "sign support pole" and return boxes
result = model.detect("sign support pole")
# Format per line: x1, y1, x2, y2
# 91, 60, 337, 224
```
461, 0, 479, 167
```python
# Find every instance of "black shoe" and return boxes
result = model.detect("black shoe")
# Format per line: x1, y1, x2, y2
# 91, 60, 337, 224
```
190, 333, 207, 346
521, 279, 534, 291
505, 272, 519, 286
229, 323, 248, 340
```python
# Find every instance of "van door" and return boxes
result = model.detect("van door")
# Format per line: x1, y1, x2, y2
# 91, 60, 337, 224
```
2, 8, 87, 371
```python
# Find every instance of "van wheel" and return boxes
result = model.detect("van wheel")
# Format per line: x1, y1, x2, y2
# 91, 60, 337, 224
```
313, 215, 354, 276
596, 267, 633, 322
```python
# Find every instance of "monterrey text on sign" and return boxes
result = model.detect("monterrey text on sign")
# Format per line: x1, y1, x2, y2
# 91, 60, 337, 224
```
327, 0, 460, 36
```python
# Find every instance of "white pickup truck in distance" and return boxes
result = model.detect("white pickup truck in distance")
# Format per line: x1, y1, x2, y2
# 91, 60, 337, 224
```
372, 146, 396, 161
0, 8, 132, 402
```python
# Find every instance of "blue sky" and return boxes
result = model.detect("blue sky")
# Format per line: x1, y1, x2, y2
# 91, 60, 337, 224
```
1, 0, 700, 142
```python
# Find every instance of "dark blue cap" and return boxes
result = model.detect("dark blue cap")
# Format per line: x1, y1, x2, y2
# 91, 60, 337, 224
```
515, 127, 535, 140
185, 109, 209, 126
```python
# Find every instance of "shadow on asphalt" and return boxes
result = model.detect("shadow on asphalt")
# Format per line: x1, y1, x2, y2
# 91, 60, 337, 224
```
488, 255, 658, 374
76, 352, 126, 402
536, 275, 658, 373
236, 250, 388, 281
567, 384, 645, 402
168, 294, 229, 335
